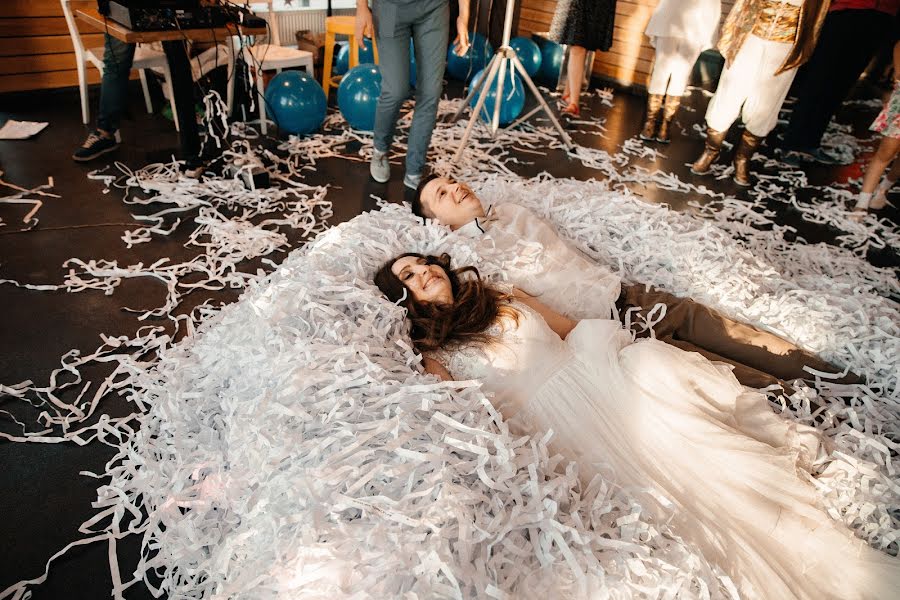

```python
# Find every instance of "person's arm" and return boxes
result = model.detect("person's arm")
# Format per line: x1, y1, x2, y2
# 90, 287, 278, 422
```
453, 0, 471, 56
513, 288, 578, 340
893, 41, 900, 83
422, 356, 453, 381
355, 0, 375, 50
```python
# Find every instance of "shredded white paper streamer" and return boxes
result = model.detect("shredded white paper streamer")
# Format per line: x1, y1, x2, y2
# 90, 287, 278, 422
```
2, 90, 899, 599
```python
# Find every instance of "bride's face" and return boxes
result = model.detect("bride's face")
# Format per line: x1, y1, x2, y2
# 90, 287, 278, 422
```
391, 256, 453, 305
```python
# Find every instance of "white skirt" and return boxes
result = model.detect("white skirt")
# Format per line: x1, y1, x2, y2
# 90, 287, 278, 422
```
512, 319, 900, 600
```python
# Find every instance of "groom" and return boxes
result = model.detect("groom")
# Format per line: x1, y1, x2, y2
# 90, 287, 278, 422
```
412, 175, 857, 392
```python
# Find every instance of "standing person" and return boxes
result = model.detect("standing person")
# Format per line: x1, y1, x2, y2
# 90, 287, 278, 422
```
781, 1, 900, 165
549, 0, 618, 117
641, 0, 721, 143
72, 34, 136, 162
855, 41, 900, 213
356, 0, 471, 189
691, 0, 830, 186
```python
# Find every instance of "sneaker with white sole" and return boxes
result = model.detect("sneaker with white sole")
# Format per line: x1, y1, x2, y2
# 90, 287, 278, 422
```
403, 171, 422, 190
370, 149, 390, 183
72, 129, 121, 162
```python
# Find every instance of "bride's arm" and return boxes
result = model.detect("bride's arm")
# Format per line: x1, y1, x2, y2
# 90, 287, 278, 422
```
422, 356, 453, 381
513, 288, 578, 339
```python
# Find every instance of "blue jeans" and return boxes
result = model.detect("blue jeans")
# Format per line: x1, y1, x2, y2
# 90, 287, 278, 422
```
97, 34, 136, 133
372, 0, 449, 176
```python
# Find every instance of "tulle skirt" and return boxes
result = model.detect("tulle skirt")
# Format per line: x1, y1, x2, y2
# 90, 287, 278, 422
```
509, 320, 900, 600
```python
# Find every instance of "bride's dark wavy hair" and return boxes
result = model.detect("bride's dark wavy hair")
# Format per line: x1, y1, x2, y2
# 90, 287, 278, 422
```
374, 252, 518, 352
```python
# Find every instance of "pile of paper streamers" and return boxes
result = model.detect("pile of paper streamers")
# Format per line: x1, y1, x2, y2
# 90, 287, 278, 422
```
2, 90, 899, 599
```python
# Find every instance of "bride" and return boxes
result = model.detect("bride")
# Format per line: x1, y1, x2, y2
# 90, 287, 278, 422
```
374, 252, 900, 600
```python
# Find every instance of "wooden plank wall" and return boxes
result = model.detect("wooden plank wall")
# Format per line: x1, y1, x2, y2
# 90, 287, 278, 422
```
518, 0, 735, 89
0, 0, 105, 94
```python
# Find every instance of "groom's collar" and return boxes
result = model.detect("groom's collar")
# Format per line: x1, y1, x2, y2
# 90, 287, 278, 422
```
455, 205, 494, 238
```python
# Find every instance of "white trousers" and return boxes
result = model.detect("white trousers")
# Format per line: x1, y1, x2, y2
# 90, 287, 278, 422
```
705, 34, 798, 136
647, 36, 705, 97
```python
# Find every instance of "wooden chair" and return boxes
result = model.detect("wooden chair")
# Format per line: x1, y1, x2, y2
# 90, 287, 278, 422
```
322, 15, 379, 98
60, 0, 179, 131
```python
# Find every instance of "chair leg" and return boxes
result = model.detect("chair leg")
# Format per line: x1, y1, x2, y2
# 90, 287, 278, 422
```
349, 36, 359, 69
226, 40, 235, 115
163, 65, 180, 132
322, 30, 335, 96
257, 67, 267, 135
77, 61, 90, 125
138, 69, 153, 114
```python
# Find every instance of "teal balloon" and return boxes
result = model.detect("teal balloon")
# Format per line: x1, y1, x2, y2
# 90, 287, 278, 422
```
264, 70, 327, 135
335, 38, 375, 75
509, 36, 541, 78
334, 42, 349, 75
468, 67, 525, 126
538, 40, 564, 86
446, 32, 493, 81
338, 64, 382, 131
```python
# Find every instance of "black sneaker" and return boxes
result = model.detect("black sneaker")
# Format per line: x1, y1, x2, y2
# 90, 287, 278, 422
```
72, 129, 121, 162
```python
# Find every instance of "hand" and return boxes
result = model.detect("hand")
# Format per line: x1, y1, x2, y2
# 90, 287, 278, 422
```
355, 6, 374, 51
453, 13, 470, 56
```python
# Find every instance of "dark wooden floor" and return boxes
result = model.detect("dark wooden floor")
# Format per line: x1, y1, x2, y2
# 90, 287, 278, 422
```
0, 72, 896, 599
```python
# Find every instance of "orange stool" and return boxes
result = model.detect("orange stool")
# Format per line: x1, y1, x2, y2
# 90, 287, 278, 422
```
322, 16, 380, 97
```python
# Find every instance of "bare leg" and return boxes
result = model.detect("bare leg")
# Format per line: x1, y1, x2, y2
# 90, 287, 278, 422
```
563, 45, 588, 114
870, 155, 900, 209
857, 135, 900, 210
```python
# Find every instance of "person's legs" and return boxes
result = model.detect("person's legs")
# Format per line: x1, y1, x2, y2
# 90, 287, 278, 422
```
74, 34, 134, 161
781, 10, 891, 154
562, 45, 587, 115
664, 38, 702, 98
647, 37, 678, 96
856, 135, 900, 210
617, 283, 857, 384
405, 0, 450, 184
97, 34, 136, 134
372, 3, 412, 157
731, 39, 795, 185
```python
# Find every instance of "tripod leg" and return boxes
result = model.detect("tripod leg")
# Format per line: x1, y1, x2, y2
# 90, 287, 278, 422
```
506, 104, 541, 130
490, 57, 508, 136
453, 56, 503, 163
451, 54, 500, 122
511, 55, 575, 150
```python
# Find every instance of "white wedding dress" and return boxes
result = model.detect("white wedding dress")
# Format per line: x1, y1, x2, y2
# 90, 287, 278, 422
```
430, 300, 900, 600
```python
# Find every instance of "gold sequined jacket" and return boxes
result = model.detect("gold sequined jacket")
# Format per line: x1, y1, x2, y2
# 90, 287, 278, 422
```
717, 0, 831, 75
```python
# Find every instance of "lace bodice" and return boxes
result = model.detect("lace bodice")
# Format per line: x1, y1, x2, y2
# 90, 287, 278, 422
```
427, 300, 573, 395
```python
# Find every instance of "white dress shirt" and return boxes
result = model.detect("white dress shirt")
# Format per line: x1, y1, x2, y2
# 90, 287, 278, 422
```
455, 203, 622, 320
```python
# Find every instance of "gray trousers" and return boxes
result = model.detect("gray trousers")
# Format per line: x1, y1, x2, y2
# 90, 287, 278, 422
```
372, 0, 449, 176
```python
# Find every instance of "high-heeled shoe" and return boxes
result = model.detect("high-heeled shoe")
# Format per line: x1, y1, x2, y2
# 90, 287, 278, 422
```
561, 102, 580, 118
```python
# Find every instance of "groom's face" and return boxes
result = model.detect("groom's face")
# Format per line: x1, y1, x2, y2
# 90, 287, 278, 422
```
419, 177, 485, 230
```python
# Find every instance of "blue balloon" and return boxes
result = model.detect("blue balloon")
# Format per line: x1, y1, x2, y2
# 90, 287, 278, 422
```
334, 41, 349, 76
338, 64, 382, 131
538, 40, 564, 86
509, 37, 541, 78
264, 70, 327, 135
335, 38, 375, 76
446, 32, 493, 81
468, 67, 525, 126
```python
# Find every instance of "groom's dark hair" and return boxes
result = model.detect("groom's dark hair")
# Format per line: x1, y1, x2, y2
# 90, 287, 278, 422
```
411, 174, 441, 220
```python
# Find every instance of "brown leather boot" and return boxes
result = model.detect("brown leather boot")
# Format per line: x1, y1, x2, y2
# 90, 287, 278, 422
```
656, 95, 682, 143
690, 126, 727, 175
639, 94, 664, 141
733, 129, 763, 187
